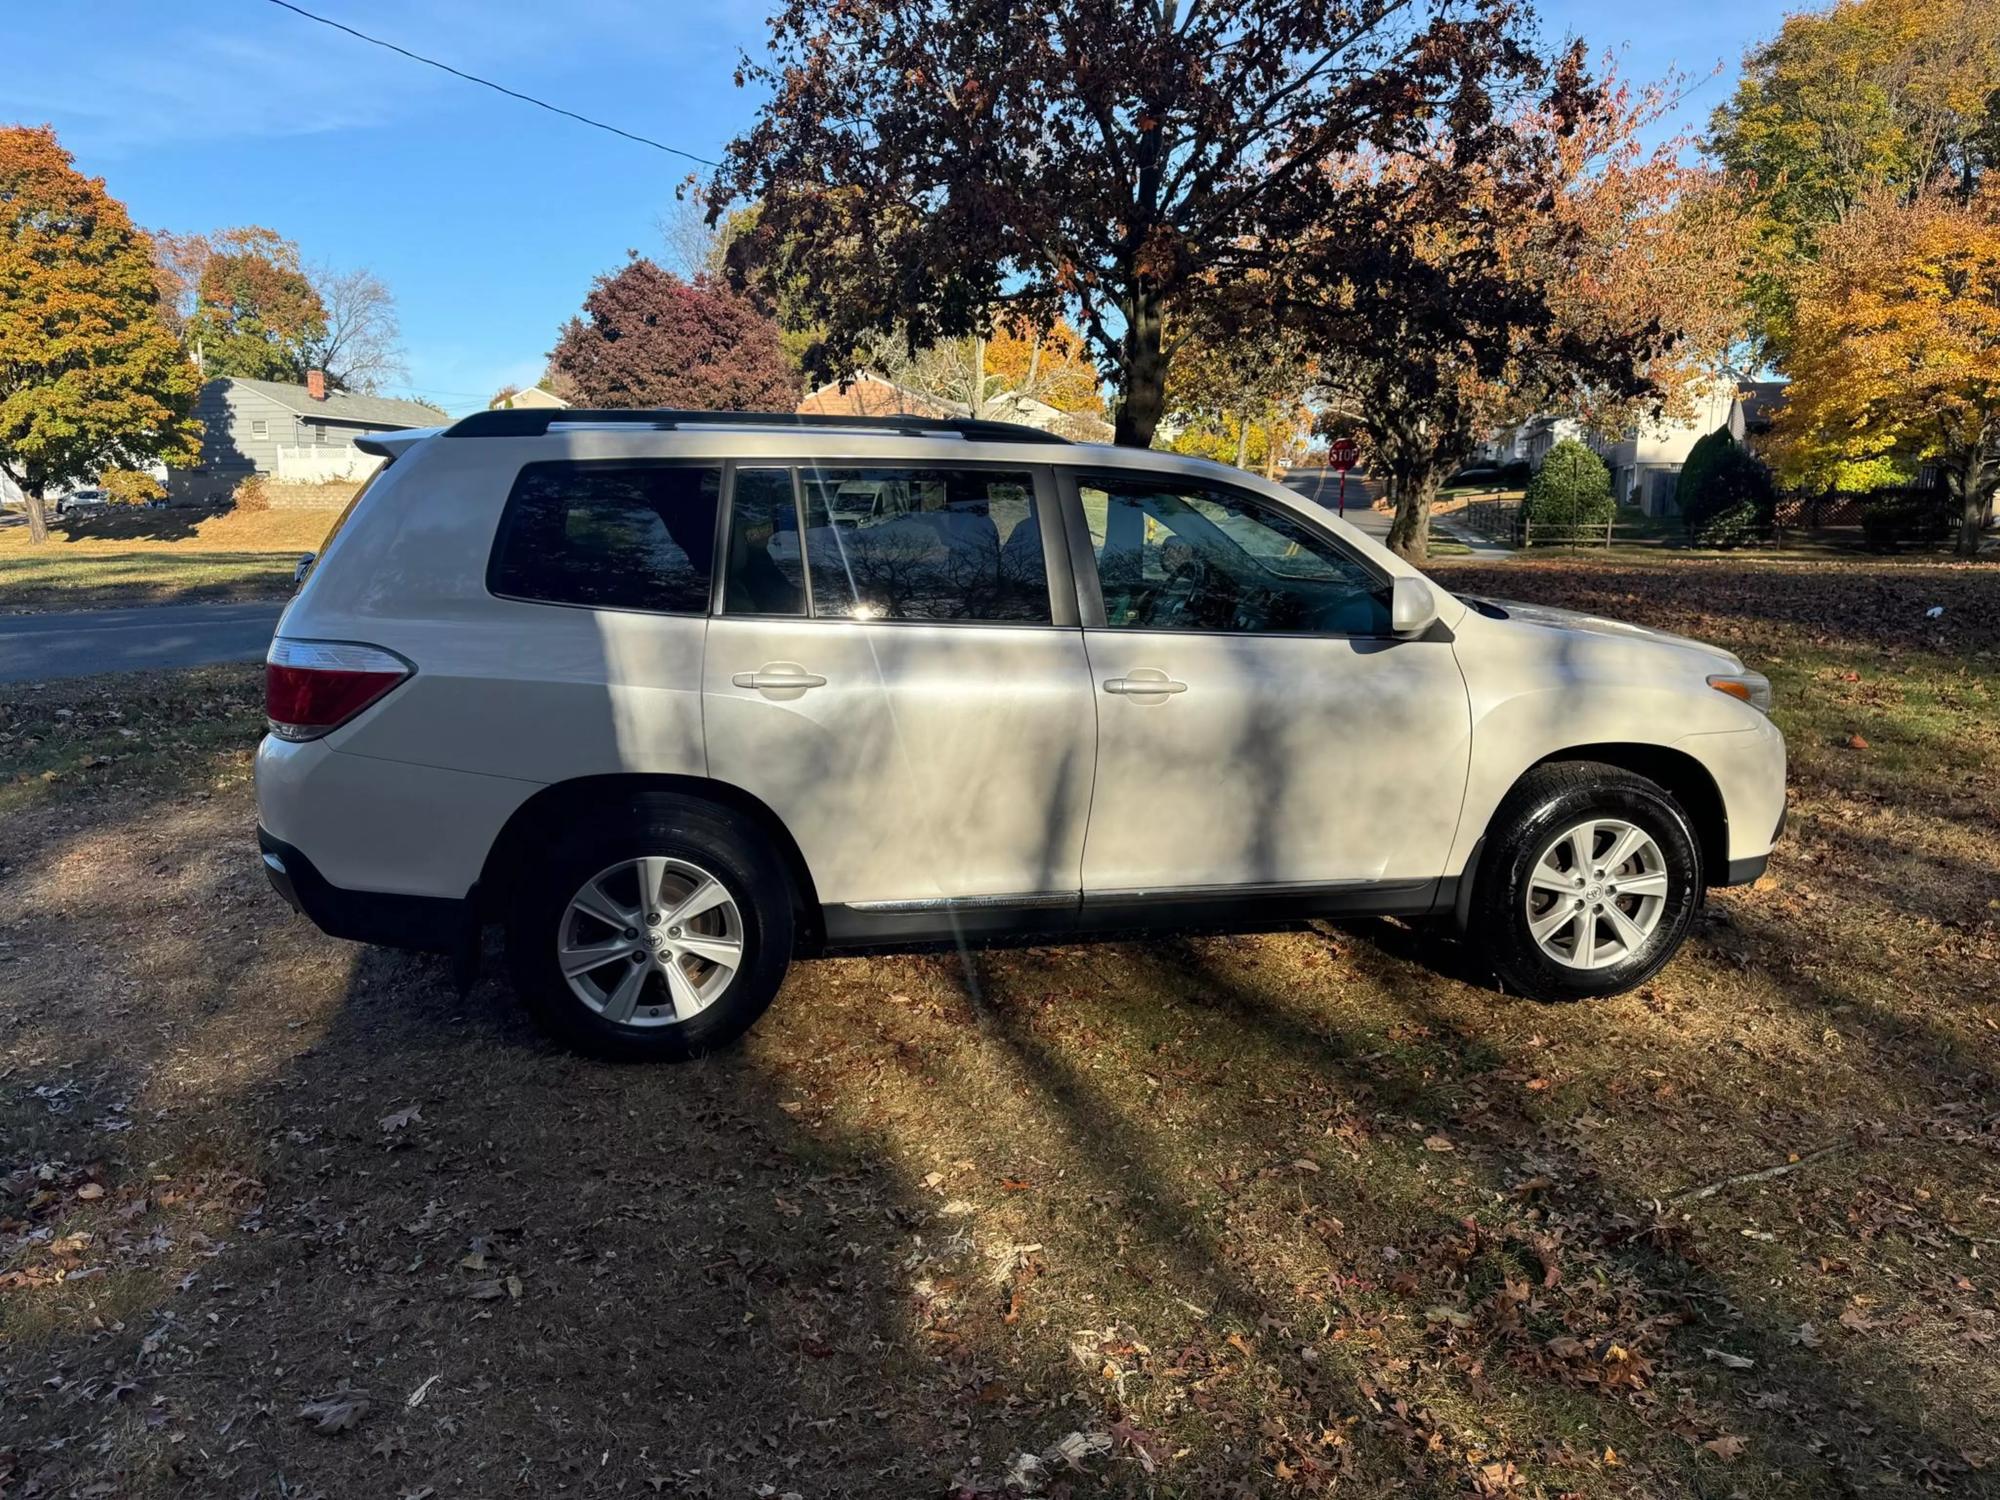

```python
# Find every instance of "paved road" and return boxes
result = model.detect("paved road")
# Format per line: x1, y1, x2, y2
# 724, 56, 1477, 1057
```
1283, 467, 1391, 540
0, 601, 285, 684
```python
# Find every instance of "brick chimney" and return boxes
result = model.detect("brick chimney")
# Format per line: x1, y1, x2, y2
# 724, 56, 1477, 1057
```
306, 368, 327, 402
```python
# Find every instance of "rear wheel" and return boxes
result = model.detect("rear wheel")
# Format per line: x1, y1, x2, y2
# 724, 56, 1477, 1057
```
506, 796, 794, 1060
1473, 762, 1703, 1001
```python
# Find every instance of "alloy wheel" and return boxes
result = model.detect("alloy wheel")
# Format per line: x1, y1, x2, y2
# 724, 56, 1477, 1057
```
1523, 818, 1670, 971
557, 856, 744, 1026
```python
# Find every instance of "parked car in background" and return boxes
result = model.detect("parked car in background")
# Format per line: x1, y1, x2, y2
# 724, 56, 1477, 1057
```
53, 488, 108, 516
256, 409, 1786, 1061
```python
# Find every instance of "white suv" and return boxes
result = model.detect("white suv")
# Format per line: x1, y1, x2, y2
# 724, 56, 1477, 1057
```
256, 410, 1785, 1060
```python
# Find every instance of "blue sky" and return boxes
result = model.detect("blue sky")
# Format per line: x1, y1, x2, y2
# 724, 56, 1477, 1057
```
7, 1, 1790, 416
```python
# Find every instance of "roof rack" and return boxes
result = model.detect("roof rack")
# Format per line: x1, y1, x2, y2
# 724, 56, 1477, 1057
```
444, 407, 1072, 444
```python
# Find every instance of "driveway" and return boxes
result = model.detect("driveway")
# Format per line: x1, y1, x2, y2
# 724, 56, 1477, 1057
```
0, 601, 284, 684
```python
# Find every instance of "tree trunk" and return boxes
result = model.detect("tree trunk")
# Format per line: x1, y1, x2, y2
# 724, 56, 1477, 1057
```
1386, 466, 1440, 563
1114, 286, 1166, 448
24, 487, 49, 546
1233, 416, 1249, 469
1954, 455, 1994, 555
1262, 421, 1277, 481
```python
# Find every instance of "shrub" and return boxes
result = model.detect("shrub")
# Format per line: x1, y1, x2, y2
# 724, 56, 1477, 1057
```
100, 469, 165, 506
1522, 438, 1613, 541
1682, 443, 1775, 548
1674, 428, 1735, 517
1860, 489, 1955, 552
231, 474, 271, 513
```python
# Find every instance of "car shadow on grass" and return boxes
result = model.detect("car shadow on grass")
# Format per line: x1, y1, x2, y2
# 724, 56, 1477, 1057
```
931, 922, 1994, 1496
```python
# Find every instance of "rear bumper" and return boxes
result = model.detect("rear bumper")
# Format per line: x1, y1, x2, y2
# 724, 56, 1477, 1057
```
259, 828, 470, 953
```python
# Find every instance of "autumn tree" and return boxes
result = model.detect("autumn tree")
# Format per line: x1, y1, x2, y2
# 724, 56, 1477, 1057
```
1306, 61, 1753, 559
548, 257, 798, 411
985, 319, 1106, 417
1709, 0, 2000, 351
186, 226, 327, 382
1165, 319, 1315, 473
0, 126, 200, 544
1768, 185, 2000, 553
710, 0, 1573, 448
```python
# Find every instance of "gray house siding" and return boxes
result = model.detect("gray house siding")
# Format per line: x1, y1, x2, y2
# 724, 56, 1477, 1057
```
171, 378, 441, 501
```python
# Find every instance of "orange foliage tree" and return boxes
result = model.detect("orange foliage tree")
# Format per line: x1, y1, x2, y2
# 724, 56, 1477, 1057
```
0, 126, 200, 543
984, 319, 1105, 416
1769, 185, 2000, 553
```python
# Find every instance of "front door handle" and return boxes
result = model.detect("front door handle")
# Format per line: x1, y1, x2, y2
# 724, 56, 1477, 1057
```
732, 662, 827, 693
1103, 669, 1187, 697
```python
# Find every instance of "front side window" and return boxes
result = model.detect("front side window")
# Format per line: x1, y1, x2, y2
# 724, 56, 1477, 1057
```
489, 461, 720, 613
796, 466, 1050, 623
1079, 474, 1391, 635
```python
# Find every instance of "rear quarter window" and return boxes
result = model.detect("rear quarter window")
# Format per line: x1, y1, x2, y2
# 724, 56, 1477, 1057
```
488, 461, 722, 613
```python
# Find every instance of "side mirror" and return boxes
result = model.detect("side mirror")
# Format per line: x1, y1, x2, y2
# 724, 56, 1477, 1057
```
293, 552, 316, 587
1391, 575, 1439, 636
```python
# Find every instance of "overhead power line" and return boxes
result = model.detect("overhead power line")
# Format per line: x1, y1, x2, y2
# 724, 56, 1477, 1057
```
261, 0, 722, 168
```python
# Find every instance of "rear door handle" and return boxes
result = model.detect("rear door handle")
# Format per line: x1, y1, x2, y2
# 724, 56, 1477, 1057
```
1103, 670, 1187, 697
732, 664, 827, 692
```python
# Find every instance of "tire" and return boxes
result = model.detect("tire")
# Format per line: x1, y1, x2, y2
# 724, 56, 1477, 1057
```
1471, 761, 1703, 1002
505, 794, 795, 1061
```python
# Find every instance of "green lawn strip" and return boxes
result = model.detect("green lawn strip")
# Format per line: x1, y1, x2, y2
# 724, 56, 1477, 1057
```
0, 549, 300, 611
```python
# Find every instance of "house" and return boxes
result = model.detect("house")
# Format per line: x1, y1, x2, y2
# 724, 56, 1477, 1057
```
798, 375, 965, 421
1733, 380, 1787, 440
1480, 378, 1789, 519
982, 389, 1116, 443
171, 371, 445, 501
490, 385, 570, 410
1589, 377, 1745, 516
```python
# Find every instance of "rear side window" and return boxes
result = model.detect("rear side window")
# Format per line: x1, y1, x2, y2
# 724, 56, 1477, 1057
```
797, 465, 1050, 623
489, 462, 721, 613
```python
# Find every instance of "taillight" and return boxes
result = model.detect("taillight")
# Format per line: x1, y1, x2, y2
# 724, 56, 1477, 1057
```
265, 639, 412, 741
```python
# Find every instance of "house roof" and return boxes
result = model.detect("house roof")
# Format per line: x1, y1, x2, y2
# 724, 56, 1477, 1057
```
798, 375, 967, 421
1736, 380, 1787, 433
491, 385, 570, 410
985, 389, 1115, 443
217, 377, 446, 430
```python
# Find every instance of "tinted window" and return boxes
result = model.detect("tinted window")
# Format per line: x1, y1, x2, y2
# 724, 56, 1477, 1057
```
721, 467, 807, 616
1080, 476, 1390, 635
797, 466, 1050, 623
490, 462, 719, 613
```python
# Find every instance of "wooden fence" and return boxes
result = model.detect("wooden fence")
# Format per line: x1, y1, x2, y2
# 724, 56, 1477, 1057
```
1456, 498, 1620, 548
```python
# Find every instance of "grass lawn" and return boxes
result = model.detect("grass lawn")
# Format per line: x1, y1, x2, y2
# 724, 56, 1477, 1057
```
0, 506, 336, 612
2, 554, 1997, 1497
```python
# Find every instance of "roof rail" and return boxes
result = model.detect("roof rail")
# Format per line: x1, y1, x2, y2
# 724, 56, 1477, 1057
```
443, 407, 1072, 444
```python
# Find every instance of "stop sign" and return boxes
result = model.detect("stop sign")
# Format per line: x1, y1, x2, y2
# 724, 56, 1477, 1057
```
1329, 438, 1358, 472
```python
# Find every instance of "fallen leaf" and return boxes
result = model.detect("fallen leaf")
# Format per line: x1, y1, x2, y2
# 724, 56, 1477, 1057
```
74, 1182, 105, 1201
379, 1105, 422, 1133
1702, 1434, 1747, 1461
1703, 1346, 1755, 1370
1422, 1134, 1455, 1153
1846, 733, 1870, 750
298, 1392, 370, 1433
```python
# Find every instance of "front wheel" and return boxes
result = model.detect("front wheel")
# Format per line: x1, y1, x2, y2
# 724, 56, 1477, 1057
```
1472, 762, 1703, 1002
505, 796, 795, 1060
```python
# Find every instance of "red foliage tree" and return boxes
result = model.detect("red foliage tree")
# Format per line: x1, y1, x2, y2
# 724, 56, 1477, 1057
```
548, 258, 798, 411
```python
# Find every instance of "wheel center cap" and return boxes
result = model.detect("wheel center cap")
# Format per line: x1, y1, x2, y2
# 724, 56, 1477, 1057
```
647, 930, 670, 950
1585, 885, 1603, 903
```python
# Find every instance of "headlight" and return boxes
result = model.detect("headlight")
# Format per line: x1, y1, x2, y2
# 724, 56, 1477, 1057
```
1707, 672, 1772, 714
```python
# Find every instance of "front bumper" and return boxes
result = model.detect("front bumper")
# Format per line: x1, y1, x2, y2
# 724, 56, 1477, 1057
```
259, 828, 470, 953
